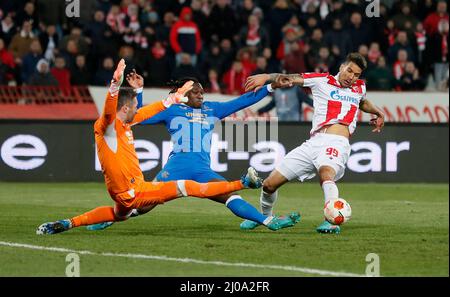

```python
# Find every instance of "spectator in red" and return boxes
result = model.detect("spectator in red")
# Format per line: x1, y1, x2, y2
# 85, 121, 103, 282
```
0, 38, 15, 69
414, 22, 427, 66
122, 4, 141, 45
106, 5, 126, 34
277, 28, 301, 60
282, 38, 307, 75
170, 7, 202, 66
147, 41, 171, 86
423, 0, 448, 35
238, 14, 269, 53
0, 37, 15, 84
237, 47, 256, 74
51, 56, 71, 92
383, 20, 398, 50
393, 49, 409, 80
222, 60, 249, 95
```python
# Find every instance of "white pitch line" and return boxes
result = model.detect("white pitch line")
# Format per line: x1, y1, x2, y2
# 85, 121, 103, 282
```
0, 241, 364, 277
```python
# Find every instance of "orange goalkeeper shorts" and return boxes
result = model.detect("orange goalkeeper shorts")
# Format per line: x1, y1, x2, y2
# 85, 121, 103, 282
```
112, 180, 179, 212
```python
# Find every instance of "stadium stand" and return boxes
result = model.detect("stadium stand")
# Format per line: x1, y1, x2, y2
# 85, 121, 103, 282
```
0, 85, 98, 119
0, 0, 448, 120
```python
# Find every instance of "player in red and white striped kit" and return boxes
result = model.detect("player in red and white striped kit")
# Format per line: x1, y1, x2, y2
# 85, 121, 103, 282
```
241, 53, 385, 234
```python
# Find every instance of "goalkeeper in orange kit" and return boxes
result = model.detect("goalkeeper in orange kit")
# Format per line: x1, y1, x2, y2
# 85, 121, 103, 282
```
36, 59, 295, 235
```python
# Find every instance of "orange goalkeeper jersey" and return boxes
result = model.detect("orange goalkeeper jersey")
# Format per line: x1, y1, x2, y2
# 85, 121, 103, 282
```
94, 90, 165, 196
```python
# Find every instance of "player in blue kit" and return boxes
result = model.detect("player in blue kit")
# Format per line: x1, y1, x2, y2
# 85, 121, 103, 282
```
87, 71, 300, 231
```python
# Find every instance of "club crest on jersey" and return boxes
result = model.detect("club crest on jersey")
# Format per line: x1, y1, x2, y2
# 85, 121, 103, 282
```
125, 130, 134, 144
330, 90, 359, 105
351, 85, 362, 93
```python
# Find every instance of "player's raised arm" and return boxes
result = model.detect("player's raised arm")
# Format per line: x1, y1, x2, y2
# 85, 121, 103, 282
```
244, 73, 303, 92
359, 98, 385, 133
215, 78, 300, 119
95, 59, 126, 133
126, 69, 144, 108
213, 84, 271, 119
130, 80, 194, 126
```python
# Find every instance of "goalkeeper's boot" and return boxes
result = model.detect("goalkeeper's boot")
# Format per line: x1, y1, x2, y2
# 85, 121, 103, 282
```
265, 212, 301, 231
316, 220, 341, 234
240, 167, 263, 189
36, 219, 71, 235
86, 221, 114, 231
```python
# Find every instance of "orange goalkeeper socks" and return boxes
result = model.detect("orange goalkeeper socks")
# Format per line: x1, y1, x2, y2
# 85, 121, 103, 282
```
70, 206, 116, 228
184, 180, 243, 198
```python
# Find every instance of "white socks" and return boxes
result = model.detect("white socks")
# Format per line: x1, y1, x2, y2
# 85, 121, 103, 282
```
262, 216, 275, 226
260, 190, 278, 216
322, 180, 339, 203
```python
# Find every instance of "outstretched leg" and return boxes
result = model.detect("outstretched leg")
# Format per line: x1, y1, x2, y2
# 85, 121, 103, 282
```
36, 204, 132, 235
240, 169, 292, 230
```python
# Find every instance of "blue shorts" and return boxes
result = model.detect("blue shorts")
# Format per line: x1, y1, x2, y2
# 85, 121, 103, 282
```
155, 154, 226, 183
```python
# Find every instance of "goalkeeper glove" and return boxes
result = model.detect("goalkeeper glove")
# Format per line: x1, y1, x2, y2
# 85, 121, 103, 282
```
162, 80, 194, 107
109, 59, 126, 96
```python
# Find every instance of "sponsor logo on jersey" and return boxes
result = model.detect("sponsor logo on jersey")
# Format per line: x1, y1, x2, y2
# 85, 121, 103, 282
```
330, 90, 359, 105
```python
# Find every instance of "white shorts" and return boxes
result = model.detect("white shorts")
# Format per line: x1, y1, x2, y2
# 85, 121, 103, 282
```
276, 133, 351, 182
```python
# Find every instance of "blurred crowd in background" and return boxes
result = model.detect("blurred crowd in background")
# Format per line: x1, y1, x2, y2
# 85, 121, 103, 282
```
0, 0, 448, 94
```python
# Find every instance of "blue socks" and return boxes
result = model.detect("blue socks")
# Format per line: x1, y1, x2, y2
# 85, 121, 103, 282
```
226, 195, 267, 225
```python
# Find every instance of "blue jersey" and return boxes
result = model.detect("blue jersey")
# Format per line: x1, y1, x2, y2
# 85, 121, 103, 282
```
136, 85, 271, 182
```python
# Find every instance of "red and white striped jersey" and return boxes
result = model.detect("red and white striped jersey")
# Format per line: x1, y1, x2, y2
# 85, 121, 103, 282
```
302, 72, 366, 135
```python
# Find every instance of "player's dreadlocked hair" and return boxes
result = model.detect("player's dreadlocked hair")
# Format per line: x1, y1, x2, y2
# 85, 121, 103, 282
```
117, 87, 137, 111
167, 77, 200, 94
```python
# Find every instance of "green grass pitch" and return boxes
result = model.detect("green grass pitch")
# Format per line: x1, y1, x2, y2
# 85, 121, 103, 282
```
0, 182, 448, 276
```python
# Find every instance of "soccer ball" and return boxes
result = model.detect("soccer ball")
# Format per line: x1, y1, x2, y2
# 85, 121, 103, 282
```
324, 198, 352, 225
